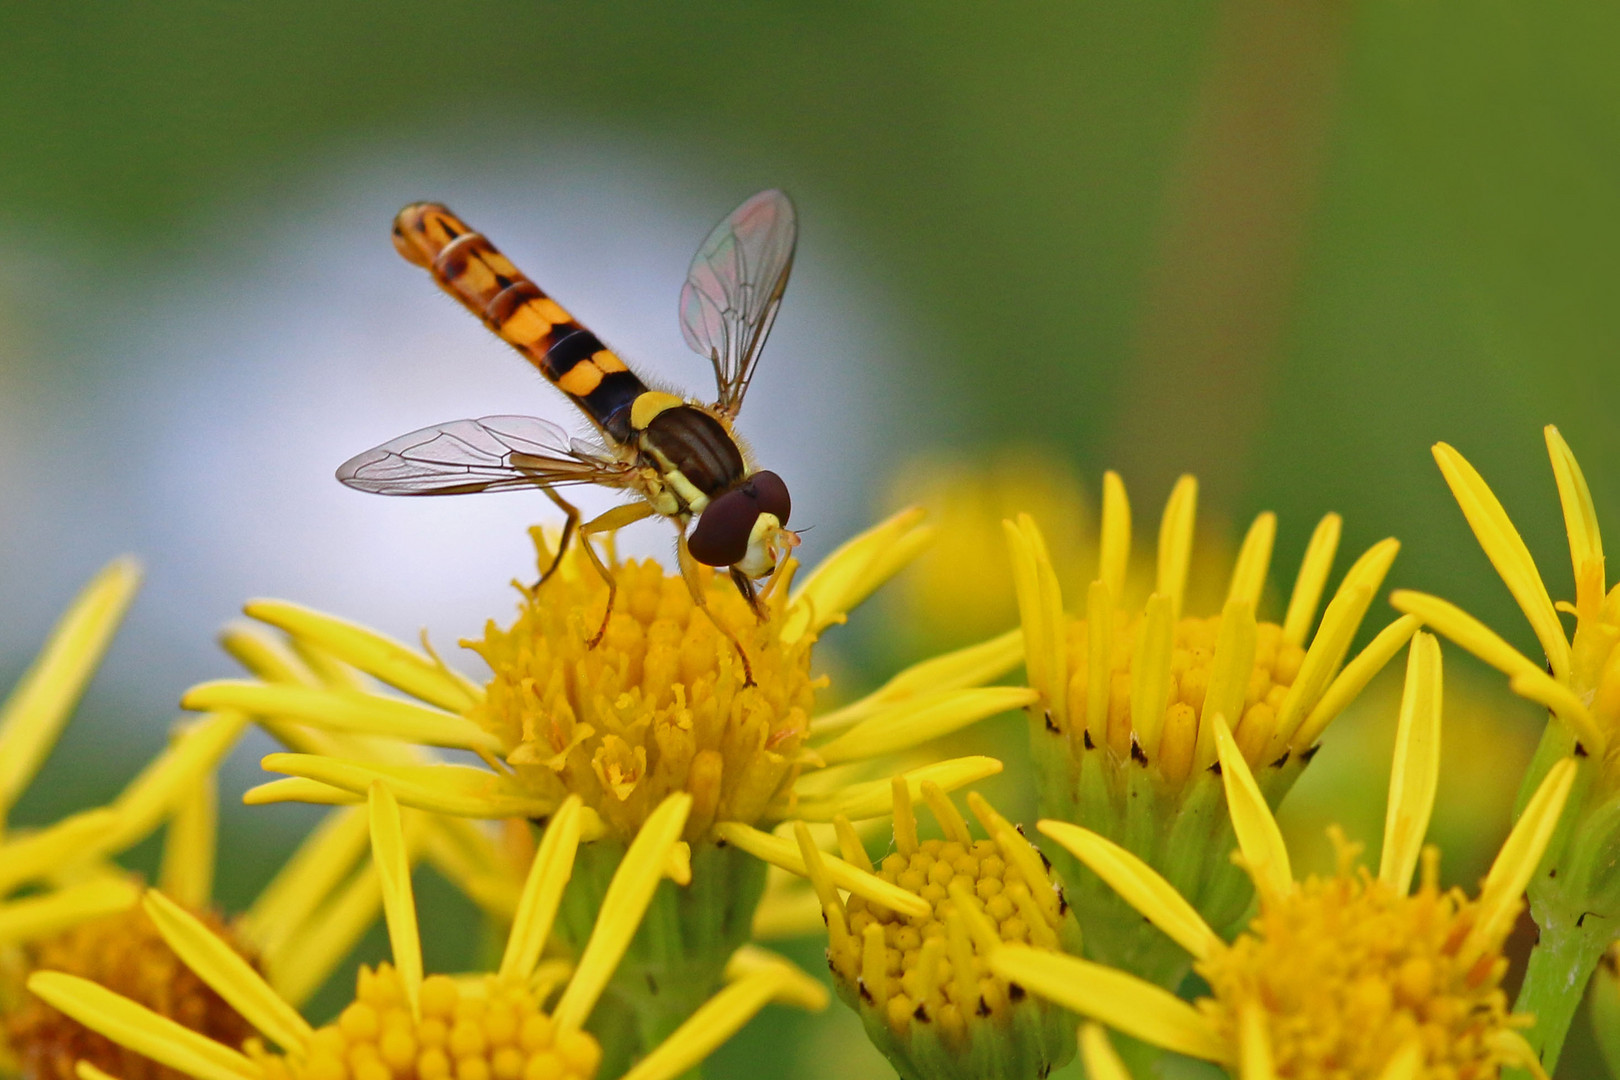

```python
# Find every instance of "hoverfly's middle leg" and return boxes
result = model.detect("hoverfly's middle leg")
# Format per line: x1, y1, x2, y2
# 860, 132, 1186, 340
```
678, 531, 756, 687
535, 486, 582, 591
577, 501, 657, 648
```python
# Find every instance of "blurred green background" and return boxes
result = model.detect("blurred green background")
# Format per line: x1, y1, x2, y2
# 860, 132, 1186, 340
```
2, 3, 1616, 1076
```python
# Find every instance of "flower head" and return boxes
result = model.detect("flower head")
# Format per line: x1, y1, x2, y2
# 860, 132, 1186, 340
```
797, 779, 1080, 1080
26, 784, 825, 1080
989, 632, 1567, 1079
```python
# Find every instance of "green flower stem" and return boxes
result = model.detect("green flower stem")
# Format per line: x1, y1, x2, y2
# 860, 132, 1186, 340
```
1511, 916, 1610, 1076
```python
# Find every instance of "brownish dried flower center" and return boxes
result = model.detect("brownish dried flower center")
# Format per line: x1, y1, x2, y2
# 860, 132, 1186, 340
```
6, 904, 255, 1080
1197, 867, 1522, 1078
465, 532, 816, 842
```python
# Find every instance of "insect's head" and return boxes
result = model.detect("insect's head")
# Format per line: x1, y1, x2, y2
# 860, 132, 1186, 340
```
392, 202, 462, 268
687, 470, 794, 578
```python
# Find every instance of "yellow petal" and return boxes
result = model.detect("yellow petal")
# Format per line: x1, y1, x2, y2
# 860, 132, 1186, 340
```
219, 624, 311, 686
989, 946, 1228, 1063
1287, 614, 1421, 753
238, 806, 369, 952
0, 876, 140, 948
783, 756, 1002, 823
104, 713, 249, 854
257, 754, 553, 818
1239, 1000, 1274, 1080
498, 796, 582, 985
1085, 580, 1114, 749
1197, 598, 1257, 771
1130, 595, 1175, 757
1378, 634, 1442, 894
618, 960, 825, 1080
553, 793, 692, 1032
1282, 513, 1342, 647
1215, 716, 1292, 899
367, 782, 422, 1015
182, 681, 500, 752
1004, 514, 1069, 732
1078, 1023, 1131, 1080
1509, 670, 1606, 756
1375, 1040, 1424, 1080
143, 890, 313, 1053
748, 879, 826, 941
808, 628, 1023, 736
0, 809, 121, 896
1489, 1030, 1552, 1080
0, 558, 141, 815
1388, 590, 1544, 681
76, 1061, 121, 1080
812, 687, 1036, 765
1098, 470, 1131, 601
1433, 441, 1570, 680
1545, 427, 1605, 611
1227, 512, 1277, 609
244, 599, 482, 711
242, 777, 364, 807
265, 864, 382, 1008
722, 945, 829, 1010
783, 507, 932, 643
1157, 475, 1198, 622
1468, 757, 1577, 960
159, 772, 217, 909
714, 821, 930, 919
1037, 821, 1220, 961
25, 972, 260, 1080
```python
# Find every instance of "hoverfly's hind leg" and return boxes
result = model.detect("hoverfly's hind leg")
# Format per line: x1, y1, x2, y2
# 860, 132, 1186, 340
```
679, 531, 756, 687
729, 567, 764, 620
534, 487, 582, 592
577, 502, 658, 648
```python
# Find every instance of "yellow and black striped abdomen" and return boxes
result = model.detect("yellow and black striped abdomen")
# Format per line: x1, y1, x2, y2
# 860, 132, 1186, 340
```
393, 202, 649, 442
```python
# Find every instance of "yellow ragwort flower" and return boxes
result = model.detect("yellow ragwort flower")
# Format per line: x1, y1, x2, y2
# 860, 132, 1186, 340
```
798, 778, 1081, 1080
27, 784, 827, 1080
988, 633, 1568, 1080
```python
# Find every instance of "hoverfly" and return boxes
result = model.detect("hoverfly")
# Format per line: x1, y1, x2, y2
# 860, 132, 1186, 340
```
336, 191, 800, 682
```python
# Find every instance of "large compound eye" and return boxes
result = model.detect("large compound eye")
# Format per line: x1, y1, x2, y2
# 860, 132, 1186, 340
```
749, 470, 791, 527
688, 488, 760, 567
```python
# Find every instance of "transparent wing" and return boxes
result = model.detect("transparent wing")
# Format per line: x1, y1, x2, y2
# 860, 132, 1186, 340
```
679, 188, 798, 417
336, 415, 637, 496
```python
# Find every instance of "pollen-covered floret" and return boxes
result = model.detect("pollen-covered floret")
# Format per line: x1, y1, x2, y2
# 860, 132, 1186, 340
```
253, 966, 602, 1080
7, 904, 255, 1080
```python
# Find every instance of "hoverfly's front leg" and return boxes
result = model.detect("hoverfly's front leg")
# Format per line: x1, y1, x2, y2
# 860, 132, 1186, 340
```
577, 501, 658, 647
535, 486, 581, 591
729, 567, 764, 620
678, 530, 756, 687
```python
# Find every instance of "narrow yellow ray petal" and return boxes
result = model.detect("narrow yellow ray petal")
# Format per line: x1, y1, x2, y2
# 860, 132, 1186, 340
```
76, 1060, 121, 1080
219, 624, 312, 686
618, 962, 824, 1080
1239, 1001, 1274, 1080
809, 628, 1023, 736
1509, 670, 1606, 755
238, 806, 368, 950
159, 772, 217, 909
1433, 442, 1570, 679
1283, 513, 1342, 647
182, 682, 500, 752
257, 754, 554, 818
1375, 1040, 1423, 1080
0, 877, 140, 948
1038, 821, 1220, 961
1215, 716, 1292, 899
242, 777, 364, 807
1227, 512, 1277, 609
1490, 1030, 1552, 1080
143, 890, 313, 1052
266, 864, 381, 1008
1379, 634, 1442, 893
553, 793, 692, 1032
722, 945, 829, 1010
1130, 594, 1175, 756
1288, 614, 1422, 753
1157, 475, 1199, 622
498, 796, 582, 985
714, 822, 930, 918
0, 558, 141, 814
0, 809, 121, 895
793, 823, 852, 955
1078, 1023, 1131, 1080
244, 599, 482, 711
1468, 758, 1577, 959
1545, 426, 1604, 608
1098, 470, 1131, 604
367, 782, 422, 1015
812, 687, 1036, 765
417, 817, 518, 921
25, 972, 260, 1080
1196, 599, 1257, 771
105, 713, 248, 854
1389, 590, 1544, 681
782, 756, 1003, 823
783, 507, 932, 643
1085, 580, 1114, 750
1004, 515, 1069, 731
989, 946, 1228, 1063
749, 880, 826, 941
